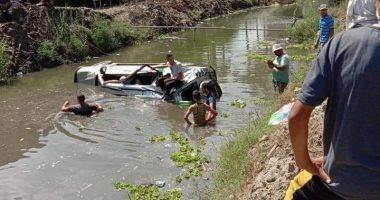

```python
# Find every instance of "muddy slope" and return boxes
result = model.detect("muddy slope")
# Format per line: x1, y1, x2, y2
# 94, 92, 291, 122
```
238, 104, 324, 200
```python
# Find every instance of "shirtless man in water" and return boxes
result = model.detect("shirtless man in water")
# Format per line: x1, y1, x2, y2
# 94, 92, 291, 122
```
184, 90, 217, 127
61, 94, 103, 117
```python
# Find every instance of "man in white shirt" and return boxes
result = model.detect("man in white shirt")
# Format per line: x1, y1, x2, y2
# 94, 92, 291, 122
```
157, 52, 184, 100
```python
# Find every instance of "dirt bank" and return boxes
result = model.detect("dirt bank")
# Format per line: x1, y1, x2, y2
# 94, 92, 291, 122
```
238, 103, 324, 199
0, 5, 112, 80
100, 0, 274, 28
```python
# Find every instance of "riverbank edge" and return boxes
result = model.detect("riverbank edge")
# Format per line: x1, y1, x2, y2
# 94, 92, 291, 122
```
210, 1, 347, 199
0, 0, 295, 83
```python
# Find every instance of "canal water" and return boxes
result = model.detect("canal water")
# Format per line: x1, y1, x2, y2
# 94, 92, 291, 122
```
0, 6, 297, 200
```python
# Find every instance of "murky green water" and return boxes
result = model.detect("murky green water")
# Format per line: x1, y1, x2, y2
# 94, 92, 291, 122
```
0, 6, 298, 200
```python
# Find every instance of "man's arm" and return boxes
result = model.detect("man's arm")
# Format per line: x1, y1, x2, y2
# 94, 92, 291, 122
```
61, 101, 71, 112
95, 104, 104, 113
184, 106, 194, 125
329, 17, 335, 38
103, 80, 120, 85
176, 72, 184, 80
289, 100, 331, 183
205, 104, 218, 122
329, 27, 334, 39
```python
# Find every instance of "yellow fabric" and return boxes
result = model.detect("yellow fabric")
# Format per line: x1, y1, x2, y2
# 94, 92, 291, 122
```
284, 170, 313, 200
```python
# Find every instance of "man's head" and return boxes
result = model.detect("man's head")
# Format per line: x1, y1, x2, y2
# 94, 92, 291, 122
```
272, 44, 284, 57
319, 4, 328, 17
166, 51, 174, 63
192, 90, 201, 102
77, 94, 85, 104
200, 82, 211, 95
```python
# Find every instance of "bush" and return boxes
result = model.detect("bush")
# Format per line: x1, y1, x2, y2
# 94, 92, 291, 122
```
0, 40, 10, 79
91, 26, 119, 51
68, 35, 88, 60
110, 20, 139, 45
91, 16, 119, 51
289, 15, 319, 43
37, 40, 63, 65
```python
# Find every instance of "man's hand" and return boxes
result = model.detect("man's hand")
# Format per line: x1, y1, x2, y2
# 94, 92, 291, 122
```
267, 60, 274, 69
305, 157, 331, 184
289, 101, 332, 183
61, 101, 70, 112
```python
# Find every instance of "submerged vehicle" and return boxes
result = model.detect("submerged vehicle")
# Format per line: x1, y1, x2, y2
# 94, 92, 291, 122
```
74, 61, 222, 103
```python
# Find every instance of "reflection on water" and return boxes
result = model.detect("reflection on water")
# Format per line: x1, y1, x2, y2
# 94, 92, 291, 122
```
0, 6, 297, 200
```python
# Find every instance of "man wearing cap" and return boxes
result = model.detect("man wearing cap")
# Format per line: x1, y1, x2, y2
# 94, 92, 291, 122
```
267, 44, 290, 94
156, 52, 184, 100
316, 4, 334, 49
285, 0, 380, 199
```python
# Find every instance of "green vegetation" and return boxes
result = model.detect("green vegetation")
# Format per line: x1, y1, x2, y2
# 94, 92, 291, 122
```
36, 10, 146, 67
170, 131, 210, 183
114, 182, 181, 200
289, 15, 319, 43
211, 114, 275, 199
231, 99, 247, 108
0, 40, 11, 79
37, 40, 63, 64
247, 53, 271, 62
150, 135, 166, 143
210, 1, 344, 197
220, 113, 229, 118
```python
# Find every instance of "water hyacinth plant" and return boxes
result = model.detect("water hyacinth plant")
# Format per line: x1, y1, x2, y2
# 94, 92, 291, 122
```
114, 182, 182, 200
170, 131, 210, 183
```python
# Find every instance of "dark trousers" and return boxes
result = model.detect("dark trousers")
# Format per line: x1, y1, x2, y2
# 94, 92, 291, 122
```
156, 77, 182, 95
293, 176, 344, 200
273, 80, 288, 94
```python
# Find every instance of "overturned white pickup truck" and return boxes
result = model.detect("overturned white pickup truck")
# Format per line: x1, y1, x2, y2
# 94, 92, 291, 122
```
74, 61, 222, 103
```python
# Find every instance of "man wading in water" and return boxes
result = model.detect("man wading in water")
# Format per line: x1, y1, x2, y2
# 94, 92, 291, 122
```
267, 44, 290, 94
61, 94, 103, 117
285, 0, 380, 199
184, 90, 218, 127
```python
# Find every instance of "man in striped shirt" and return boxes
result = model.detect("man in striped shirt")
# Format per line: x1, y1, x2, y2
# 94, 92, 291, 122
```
317, 4, 334, 48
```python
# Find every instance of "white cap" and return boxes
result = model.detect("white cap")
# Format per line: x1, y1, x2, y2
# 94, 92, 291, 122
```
272, 44, 283, 52
319, 4, 328, 10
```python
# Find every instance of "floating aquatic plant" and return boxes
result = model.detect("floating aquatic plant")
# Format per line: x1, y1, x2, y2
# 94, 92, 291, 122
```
114, 182, 181, 200
247, 53, 271, 62
231, 99, 247, 108
150, 135, 166, 143
169, 131, 210, 183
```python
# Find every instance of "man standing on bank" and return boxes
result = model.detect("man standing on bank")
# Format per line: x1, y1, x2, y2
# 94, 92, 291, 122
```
285, 0, 380, 199
267, 44, 290, 94
315, 4, 334, 49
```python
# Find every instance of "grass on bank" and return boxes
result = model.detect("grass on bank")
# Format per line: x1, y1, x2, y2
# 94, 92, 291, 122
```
0, 40, 11, 80
211, 1, 348, 198
37, 10, 147, 66
211, 59, 311, 199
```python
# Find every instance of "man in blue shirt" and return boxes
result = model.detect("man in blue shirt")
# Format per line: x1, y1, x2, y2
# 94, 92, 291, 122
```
316, 4, 334, 49
285, 1, 380, 199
